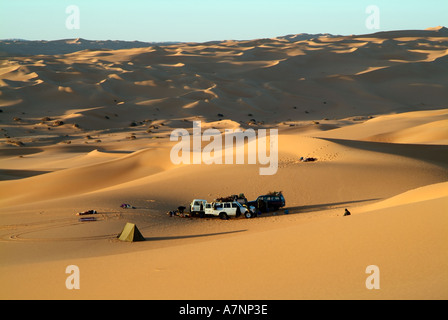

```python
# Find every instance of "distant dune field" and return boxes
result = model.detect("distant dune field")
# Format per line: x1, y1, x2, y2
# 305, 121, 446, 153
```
0, 27, 447, 300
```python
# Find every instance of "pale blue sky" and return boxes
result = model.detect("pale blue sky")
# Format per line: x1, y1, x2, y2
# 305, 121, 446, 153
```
1, 0, 447, 42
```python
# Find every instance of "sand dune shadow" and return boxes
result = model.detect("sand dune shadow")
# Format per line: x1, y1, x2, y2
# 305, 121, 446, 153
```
283, 198, 381, 215
144, 229, 247, 241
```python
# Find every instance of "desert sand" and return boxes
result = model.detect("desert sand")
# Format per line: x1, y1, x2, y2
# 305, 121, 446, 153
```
0, 27, 447, 300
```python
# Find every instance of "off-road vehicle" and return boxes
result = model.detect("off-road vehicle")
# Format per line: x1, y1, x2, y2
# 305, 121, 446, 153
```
247, 192, 285, 213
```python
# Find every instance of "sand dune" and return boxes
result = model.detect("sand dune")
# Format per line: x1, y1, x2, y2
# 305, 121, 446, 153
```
0, 147, 174, 206
358, 181, 448, 212
315, 109, 448, 144
0, 28, 447, 300
1, 180, 446, 300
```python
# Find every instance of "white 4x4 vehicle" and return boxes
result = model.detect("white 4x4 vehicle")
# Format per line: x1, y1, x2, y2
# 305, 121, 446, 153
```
190, 199, 207, 217
205, 201, 254, 219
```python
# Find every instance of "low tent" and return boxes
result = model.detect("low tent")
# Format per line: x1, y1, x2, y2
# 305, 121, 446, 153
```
117, 222, 145, 242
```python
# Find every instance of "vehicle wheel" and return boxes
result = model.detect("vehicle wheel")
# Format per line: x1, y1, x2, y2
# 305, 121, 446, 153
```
219, 212, 228, 220
245, 211, 252, 219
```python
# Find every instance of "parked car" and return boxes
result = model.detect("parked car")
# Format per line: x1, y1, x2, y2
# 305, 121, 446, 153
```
247, 192, 285, 213
190, 199, 207, 217
204, 201, 254, 219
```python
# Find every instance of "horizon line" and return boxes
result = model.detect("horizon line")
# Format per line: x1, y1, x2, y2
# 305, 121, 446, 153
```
1, 26, 446, 45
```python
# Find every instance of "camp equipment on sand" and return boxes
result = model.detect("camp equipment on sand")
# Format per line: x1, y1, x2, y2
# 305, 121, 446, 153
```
79, 217, 96, 222
76, 210, 97, 216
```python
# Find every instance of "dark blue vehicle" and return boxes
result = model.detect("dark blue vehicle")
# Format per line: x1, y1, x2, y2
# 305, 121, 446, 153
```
247, 192, 285, 213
